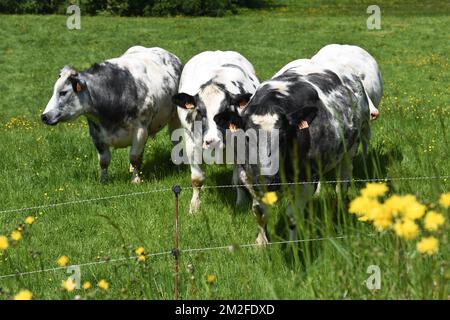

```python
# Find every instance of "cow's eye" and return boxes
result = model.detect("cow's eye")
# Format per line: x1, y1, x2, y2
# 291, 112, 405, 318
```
59, 91, 68, 97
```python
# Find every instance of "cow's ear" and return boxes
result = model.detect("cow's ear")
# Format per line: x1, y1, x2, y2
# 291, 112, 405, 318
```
286, 107, 318, 130
69, 74, 84, 93
214, 111, 244, 132
230, 93, 253, 110
172, 93, 196, 110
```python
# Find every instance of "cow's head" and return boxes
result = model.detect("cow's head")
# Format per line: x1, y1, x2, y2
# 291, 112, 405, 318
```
214, 83, 318, 191
41, 66, 90, 125
172, 83, 252, 149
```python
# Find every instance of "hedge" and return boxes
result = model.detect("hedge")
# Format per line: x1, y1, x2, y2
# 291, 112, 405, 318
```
0, 0, 269, 16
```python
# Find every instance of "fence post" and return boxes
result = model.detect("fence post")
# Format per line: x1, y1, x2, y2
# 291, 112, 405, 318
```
172, 185, 182, 300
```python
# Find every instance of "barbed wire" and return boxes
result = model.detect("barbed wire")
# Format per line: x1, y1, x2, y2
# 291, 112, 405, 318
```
0, 234, 373, 280
0, 175, 448, 215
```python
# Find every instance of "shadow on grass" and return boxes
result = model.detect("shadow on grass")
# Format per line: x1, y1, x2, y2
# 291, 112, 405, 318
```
141, 143, 189, 182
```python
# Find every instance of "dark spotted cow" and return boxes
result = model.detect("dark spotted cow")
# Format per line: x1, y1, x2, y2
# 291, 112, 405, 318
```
41, 46, 182, 183
172, 51, 260, 214
214, 59, 371, 245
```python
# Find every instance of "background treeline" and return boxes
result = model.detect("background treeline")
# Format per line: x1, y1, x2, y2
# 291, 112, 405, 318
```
0, 0, 270, 16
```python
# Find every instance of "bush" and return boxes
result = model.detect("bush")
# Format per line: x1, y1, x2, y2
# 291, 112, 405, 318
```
0, 0, 269, 16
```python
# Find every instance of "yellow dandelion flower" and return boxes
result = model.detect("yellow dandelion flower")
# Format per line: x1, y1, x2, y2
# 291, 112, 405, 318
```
13, 289, 33, 300
348, 196, 379, 216
424, 211, 445, 231
207, 274, 216, 284
373, 209, 393, 231
57, 255, 69, 267
0, 235, 9, 251
417, 236, 439, 255
384, 194, 417, 216
360, 183, 388, 198
138, 255, 146, 262
25, 216, 35, 225
82, 281, 91, 290
261, 192, 278, 206
61, 278, 77, 292
438, 192, 450, 208
11, 230, 21, 241
98, 279, 109, 290
403, 201, 426, 220
394, 219, 419, 240
135, 247, 145, 256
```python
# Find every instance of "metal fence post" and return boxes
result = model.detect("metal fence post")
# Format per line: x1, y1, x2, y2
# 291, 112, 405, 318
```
172, 185, 182, 300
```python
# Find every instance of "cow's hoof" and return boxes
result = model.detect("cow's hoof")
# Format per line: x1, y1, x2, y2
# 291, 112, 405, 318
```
131, 176, 142, 184
100, 175, 109, 184
255, 232, 269, 247
189, 200, 201, 215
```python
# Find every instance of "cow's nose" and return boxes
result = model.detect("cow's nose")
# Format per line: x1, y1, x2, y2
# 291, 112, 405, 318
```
41, 114, 49, 124
370, 111, 379, 120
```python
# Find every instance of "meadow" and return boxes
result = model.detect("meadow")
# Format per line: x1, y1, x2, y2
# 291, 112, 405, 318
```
0, 0, 449, 299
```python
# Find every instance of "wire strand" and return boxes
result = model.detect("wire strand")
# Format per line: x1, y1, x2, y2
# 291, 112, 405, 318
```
0, 233, 374, 280
0, 175, 448, 215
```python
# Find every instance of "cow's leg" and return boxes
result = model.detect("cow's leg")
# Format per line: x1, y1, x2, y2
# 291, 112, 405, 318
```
253, 200, 269, 246
185, 133, 204, 214
234, 167, 249, 206
130, 125, 149, 184
88, 121, 110, 183
336, 146, 357, 195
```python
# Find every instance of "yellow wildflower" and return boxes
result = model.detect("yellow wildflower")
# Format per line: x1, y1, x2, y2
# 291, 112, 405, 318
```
261, 192, 278, 206
25, 216, 35, 225
13, 290, 33, 300
82, 281, 91, 290
57, 255, 69, 267
348, 196, 379, 216
424, 211, 445, 231
403, 201, 426, 220
11, 230, 21, 241
135, 247, 145, 256
417, 236, 439, 255
361, 183, 388, 198
373, 209, 393, 231
384, 194, 417, 216
0, 235, 9, 250
137, 255, 146, 262
61, 278, 77, 292
438, 192, 450, 208
394, 219, 419, 240
98, 279, 109, 291
207, 274, 216, 284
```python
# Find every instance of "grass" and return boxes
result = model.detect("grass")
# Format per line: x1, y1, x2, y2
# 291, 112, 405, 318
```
0, 0, 449, 300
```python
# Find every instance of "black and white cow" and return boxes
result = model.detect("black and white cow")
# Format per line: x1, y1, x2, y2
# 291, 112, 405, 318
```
172, 51, 260, 214
276, 44, 382, 121
41, 46, 182, 183
214, 59, 371, 245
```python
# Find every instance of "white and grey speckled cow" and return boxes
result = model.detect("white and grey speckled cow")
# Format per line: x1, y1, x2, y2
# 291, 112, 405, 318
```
41, 46, 182, 183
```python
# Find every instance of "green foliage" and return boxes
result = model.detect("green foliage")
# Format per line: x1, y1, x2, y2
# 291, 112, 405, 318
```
0, 0, 270, 16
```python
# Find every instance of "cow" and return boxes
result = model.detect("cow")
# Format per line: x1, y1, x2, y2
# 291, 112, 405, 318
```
213, 59, 371, 245
41, 46, 182, 183
274, 44, 382, 157
172, 51, 260, 214
276, 44, 382, 121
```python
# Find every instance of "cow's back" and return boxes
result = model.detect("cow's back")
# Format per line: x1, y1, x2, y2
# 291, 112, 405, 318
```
179, 51, 258, 96
312, 44, 382, 107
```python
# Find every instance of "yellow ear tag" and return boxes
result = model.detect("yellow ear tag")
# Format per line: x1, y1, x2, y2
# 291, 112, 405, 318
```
185, 103, 195, 109
298, 120, 309, 130
239, 101, 247, 109
229, 123, 237, 133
